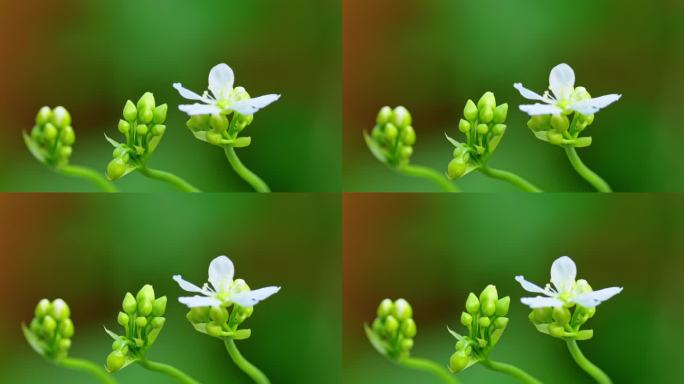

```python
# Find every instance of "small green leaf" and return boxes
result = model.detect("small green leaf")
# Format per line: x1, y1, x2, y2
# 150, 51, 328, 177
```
22, 323, 47, 357
103, 326, 121, 340
363, 131, 387, 164
229, 329, 251, 340
23, 132, 47, 163
104, 133, 122, 148
446, 325, 464, 341
364, 323, 388, 357
444, 133, 462, 148
192, 131, 208, 143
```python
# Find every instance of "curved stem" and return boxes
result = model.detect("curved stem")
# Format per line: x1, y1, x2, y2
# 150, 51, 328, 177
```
223, 147, 270, 192
138, 359, 200, 384
56, 357, 118, 384
399, 356, 460, 384
224, 339, 271, 384
481, 359, 542, 384
57, 165, 118, 192
566, 340, 612, 384
398, 164, 460, 192
478, 166, 542, 192
564, 147, 612, 192
138, 167, 201, 192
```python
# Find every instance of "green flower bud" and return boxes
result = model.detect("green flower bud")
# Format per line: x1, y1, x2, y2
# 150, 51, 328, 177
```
151, 317, 166, 328
152, 297, 167, 317
579, 113, 594, 126
391, 106, 412, 128
106, 158, 127, 181
449, 351, 469, 373
137, 285, 155, 303
137, 92, 156, 114
465, 293, 480, 314
479, 106, 494, 124
447, 158, 467, 180
377, 299, 393, 318
118, 120, 130, 134
402, 318, 417, 338
550, 114, 570, 132
60, 318, 75, 338
123, 100, 137, 122
210, 114, 229, 132
547, 132, 563, 145
400, 338, 414, 352
495, 296, 510, 316
399, 146, 413, 159
153, 104, 168, 124
51, 299, 70, 321
135, 317, 147, 328
43, 316, 57, 335
478, 316, 491, 328
479, 285, 498, 316
477, 91, 496, 111
476, 123, 489, 135
151, 124, 166, 136
206, 324, 223, 337
463, 99, 478, 121
552, 306, 571, 325
527, 115, 551, 131
51, 106, 71, 128
112, 339, 126, 350
460, 312, 472, 326
60, 126, 75, 145
138, 300, 152, 317
372, 318, 383, 334
493, 103, 508, 123
529, 307, 553, 324
393, 299, 413, 321
384, 123, 398, 141
136, 124, 148, 136
122, 293, 137, 314
43, 123, 58, 141
492, 124, 506, 136
573, 87, 591, 101
402, 126, 416, 145
106, 350, 126, 372
187, 307, 210, 323
59, 146, 73, 160
548, 324, 565, 338
494, 317, 509, 329
210, 306, 229, 325
117, 312, 129, 327
207, 131, 223, 145
576, 330, 594, 340
58, 339, 72, 351
35, 299, 51, 318
187, 115, 210, 131
36, 107, 52, 126
458, 119, 471, 133
384, 315, 399, 334
377, 106, 392, 125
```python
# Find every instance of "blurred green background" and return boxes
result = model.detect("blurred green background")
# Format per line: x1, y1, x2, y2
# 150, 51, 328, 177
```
343, 0, 684, 191
343, 194, 684, 383
0, 0, 340, 192
0, 193, 341, 383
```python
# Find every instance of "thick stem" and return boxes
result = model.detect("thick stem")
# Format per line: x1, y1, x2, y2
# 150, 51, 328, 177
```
399, 356, 460, 384
566, 340, 612, 384
478, 166, 542, 192
223, 147, 271, 192
481, 359, 542, 384
564, 146, 612, 192
399, 164, 460, 192
138, 167, 201, 192
57, 357, 118, 384
224, 339, 271, 384
138, 359, 200, 384
57, 165, 118, 192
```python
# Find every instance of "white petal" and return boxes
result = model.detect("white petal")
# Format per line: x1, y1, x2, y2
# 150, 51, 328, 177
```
570, 94, 622, 115
173, 83, 205, 101
178, 103, 221, 116
519, 103, 562, 116
550, 256, 577, 293
208, 255, 234, 292
208, 63, 234, 99
227, 94, 281, 115
549, 63, 575, 100
231, 286, 281, 307
515, 275, 549, 294
520, 296, 564, 308
514, 83, 545, 101
572, 286, 623, 308
172, 274, 205, 293
178, 295, 221, 308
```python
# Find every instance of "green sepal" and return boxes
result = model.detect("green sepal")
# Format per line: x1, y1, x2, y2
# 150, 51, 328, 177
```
104, 133, 122, 148
147, 135, 162, 154
363, 131, 387, 164
488, 132, 504, 152
364, 323, 389, 357
490, 328, 505, 346
105, 355, 139, 373
444, 133, 462, 148
446, 325, 464, 341
532, 131, 593, 148
23, 132, 47, 164
103, 326, 121, 340
22, 323, 47, 357
190, 322, 251, 340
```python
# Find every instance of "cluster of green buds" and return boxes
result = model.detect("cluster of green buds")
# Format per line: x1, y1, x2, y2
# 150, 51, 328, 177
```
105, 285, 167, 372
23, 107, 75, 167
364, 106, 416, 168
446, 92, 508, 179
185, 280, 254, 341
22, 299, 74, 360
105, 93, 168, 180
447, 285, 510, 373
364, 298, 417, 360
527, 282, 596, 341
185, 102, 254, 149
526, 91, 595, 148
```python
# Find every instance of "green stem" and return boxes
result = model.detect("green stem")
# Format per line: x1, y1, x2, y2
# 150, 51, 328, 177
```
223, 147, 270, 192
478, 166, 542, 192
224, 339, 271, 384
56, 357, 118, 384
57, 165, 118, 192
481, 359, 542, 384
398, 164, 460, 192
564, 146, 612, 192
566, 340, 612, 384
138, 167, 201, 192
138, 359, 200, 384
399, 356, 460, 384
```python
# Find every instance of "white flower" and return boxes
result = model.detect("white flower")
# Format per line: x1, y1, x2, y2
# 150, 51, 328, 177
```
514, 63, 621, 116
173, 255, 280, 308
173, 63, 280, 116
515, 256, 622, 309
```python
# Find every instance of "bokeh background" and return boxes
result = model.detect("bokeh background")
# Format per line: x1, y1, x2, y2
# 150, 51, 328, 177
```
0, 0, 340, 192
0, 194, 341, 383
343, 0, 684, 191
343, 194, 684, 383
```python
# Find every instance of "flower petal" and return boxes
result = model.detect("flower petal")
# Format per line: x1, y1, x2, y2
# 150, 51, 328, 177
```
178, 103, 221, 116
572, 286, 623, 308
515, 275, 549, 294
231, 286, 281, 307
173, 83, 205, 101
520, 296, 564, 308
570, 94, 622, 115
208, 63, 234, 99
227, 94, 281, 115
549, 63, 575, 100
514, 83, 545, 101
550, 256, 577, 293
172, 274, 205, 294
208, 255, 234, 292
519, 103, 562, 116
179, 295, 221, 308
